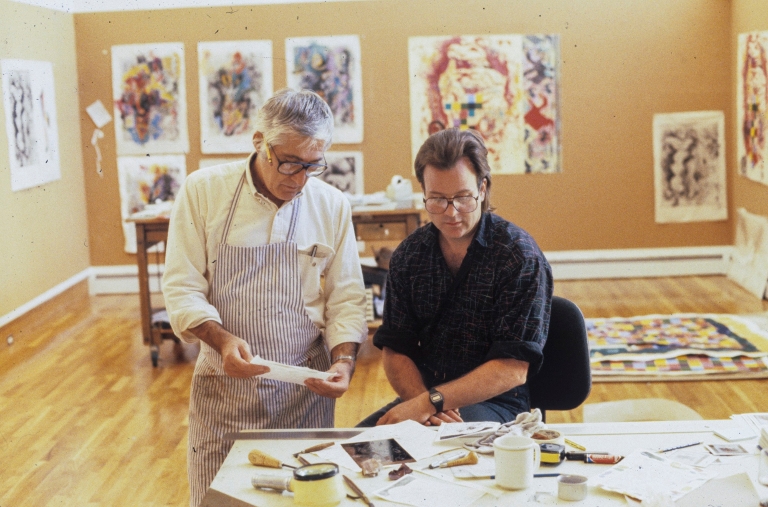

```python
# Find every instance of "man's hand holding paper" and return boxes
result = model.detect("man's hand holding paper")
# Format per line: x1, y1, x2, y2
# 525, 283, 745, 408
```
250, 355, 335, 385
305, 360, 352, 399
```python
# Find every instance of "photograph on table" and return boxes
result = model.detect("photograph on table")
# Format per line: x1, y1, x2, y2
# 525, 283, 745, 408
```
341, 439, 415, 468
319, 151, 363, 195
117, 154, 186, 253
1, 59, 61, 191
111, 42, 189, 155
198, 40, 273, 154
408, 34, 560, 175
285, 35, 363, 144
652, 110, 727, 223
737, 30, 768, 186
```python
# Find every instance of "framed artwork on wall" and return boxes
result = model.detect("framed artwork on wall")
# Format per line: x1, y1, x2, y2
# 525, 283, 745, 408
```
285, 35, 363, 144
117, 154, 186, 253
408, 34, 560, 175
112, 42, 189, 155
1, 59, 61, 191
320, 151, 363, 195
737, 31, 768, 187
652, 110, 727, 223
198, 40, 273, 154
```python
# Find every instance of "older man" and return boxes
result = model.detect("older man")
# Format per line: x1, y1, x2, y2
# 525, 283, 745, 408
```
162, 88, 367, 506
359, 128, 552, 427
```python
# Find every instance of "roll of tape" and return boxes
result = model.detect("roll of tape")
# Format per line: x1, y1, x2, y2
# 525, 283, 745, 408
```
531, 429, 565, 446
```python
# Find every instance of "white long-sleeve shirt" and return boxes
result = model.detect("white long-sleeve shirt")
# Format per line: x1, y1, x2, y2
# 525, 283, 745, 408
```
162, 154, 367, 351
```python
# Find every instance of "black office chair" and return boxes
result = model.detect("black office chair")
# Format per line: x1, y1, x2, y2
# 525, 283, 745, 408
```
528, 296, 592, 422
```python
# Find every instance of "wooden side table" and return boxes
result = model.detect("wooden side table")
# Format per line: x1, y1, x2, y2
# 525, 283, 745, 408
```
128, 215, 176, 366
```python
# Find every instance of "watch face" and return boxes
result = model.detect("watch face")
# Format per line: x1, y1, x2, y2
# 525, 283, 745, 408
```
430, 391, 442, 403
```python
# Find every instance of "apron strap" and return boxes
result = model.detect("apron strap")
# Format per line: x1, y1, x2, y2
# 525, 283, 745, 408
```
220, 169, 303, 245
286, 196, 302, 243
220, 172, 247, 245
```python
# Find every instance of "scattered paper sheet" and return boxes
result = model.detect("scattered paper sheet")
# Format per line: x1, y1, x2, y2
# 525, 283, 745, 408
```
436, 421, 500, 441
347, 420, 446, 460
314, 420, 449, 473
675, 472, 759, 507
374, 472, 486, 507
250, 356, 334, 385
592, 449, 717, 502
85, 99, 112, 128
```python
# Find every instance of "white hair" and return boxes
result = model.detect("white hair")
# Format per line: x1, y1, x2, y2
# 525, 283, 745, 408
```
253, 88, 334, 151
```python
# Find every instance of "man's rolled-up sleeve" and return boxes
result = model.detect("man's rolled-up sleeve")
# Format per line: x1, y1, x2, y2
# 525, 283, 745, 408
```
322, 200, 368, 351
484, 252, 553, 375
162, 176, 222, 343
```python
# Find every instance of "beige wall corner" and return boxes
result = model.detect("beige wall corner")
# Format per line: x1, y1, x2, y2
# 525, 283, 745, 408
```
0, 0, 90, 317
731, 0, 768, 228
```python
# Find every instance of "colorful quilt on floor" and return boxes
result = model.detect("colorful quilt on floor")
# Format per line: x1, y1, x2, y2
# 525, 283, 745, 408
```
587, 314, 768, 378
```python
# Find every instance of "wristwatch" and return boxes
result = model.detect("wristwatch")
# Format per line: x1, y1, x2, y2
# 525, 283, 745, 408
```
428, 388, 444, 414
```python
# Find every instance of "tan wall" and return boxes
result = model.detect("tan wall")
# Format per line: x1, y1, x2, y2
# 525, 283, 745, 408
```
74, 0, 733, 266
732, 0, 768, 219
0, 0, 89, 316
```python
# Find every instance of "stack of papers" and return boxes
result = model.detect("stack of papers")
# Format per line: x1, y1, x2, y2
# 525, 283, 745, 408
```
731, 412, 768, 437
592, 449, 717, 502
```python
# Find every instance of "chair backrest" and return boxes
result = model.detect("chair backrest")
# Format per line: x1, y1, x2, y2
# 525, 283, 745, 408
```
528, 296, 592, 421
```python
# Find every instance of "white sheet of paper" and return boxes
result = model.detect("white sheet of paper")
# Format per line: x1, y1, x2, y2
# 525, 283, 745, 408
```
250, 356, 334, 385
675, 472, 759, 507
86, 99, 113, 128
374, 472, 486, 507
348, 420, 446, 460
436, 421, 500, 441
592, 449, 717, 502
302, 446, 361, 472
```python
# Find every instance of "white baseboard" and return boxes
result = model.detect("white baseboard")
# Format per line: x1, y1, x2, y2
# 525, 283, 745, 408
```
546, 246, 733, 280
0, 268, 91, 328
89, 264, 165, 295
86, 246, 735, 295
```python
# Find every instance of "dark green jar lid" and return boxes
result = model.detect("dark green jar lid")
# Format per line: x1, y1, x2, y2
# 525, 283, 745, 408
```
293, 463, 339, 482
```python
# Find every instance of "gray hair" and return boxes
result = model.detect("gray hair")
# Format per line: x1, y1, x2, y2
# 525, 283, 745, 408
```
253, 88, 334, 150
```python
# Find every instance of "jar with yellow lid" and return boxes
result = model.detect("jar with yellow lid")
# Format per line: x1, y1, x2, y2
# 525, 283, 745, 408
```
252, 463, 344, 507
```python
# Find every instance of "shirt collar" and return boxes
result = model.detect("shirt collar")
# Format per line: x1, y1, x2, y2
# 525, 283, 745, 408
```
422, 212, 492, 248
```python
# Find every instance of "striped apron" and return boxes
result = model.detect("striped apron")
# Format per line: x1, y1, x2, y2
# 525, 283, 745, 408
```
188, 173, 334, 507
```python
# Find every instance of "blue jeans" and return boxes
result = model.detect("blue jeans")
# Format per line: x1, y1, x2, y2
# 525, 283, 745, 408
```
356, 397, 525, 427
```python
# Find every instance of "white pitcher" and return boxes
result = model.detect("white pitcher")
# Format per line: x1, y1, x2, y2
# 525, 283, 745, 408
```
493, 434, 541, 490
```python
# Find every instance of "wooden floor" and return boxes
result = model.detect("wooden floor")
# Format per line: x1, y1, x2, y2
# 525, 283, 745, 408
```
1, 276, 766, 506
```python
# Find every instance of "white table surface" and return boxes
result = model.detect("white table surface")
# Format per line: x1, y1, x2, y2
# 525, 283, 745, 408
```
203, 420, 768, 506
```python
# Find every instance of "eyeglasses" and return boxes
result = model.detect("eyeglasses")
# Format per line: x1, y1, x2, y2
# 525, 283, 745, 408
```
423, 194, 480, 214
265, 143, 328, 177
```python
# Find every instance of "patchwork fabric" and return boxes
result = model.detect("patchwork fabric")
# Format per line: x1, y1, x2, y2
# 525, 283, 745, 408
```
587, 314, 768, 378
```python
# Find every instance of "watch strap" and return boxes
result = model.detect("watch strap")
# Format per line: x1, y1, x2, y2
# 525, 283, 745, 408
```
428, 387, 444, 413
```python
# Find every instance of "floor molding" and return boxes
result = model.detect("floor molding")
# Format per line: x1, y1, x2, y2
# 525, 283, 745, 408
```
87, 246, 735, 295
0, 268, 91, 329
89, 263, 164, 295
545, 246, 733, 280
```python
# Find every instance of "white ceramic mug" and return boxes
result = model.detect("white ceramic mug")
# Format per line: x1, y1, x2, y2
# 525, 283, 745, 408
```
493, 434, 541, 490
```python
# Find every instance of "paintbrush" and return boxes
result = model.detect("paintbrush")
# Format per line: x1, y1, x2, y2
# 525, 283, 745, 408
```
292, 441, 335, 457
343, 474, 375, 507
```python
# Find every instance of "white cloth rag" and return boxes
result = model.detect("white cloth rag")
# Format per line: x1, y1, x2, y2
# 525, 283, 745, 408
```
464, 408, 545, 454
